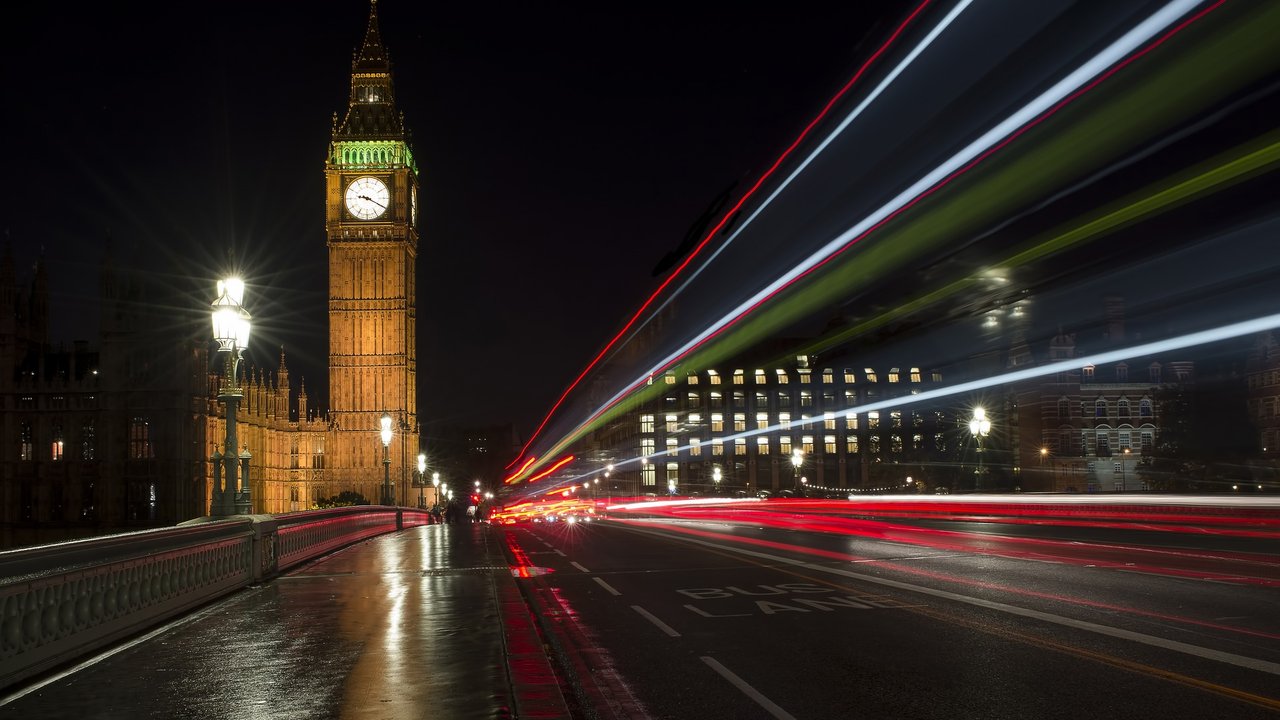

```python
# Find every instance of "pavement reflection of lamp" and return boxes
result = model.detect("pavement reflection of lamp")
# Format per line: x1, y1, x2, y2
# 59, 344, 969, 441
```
417, 453, 427, 509
210, 277, 252, 517
969, 407, 992, 490
380, 414, 393, 505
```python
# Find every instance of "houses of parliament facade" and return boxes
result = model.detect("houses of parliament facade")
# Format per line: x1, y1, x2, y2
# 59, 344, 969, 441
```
0, 4, 420, 548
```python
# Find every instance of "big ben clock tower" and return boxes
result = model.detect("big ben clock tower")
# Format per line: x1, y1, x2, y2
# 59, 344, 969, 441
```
326, 0, 419, 502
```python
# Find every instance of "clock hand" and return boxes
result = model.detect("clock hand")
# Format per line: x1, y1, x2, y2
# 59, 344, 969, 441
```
358, 195, 386, 209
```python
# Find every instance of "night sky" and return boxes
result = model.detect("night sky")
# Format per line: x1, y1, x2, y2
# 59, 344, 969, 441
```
2, 1, 904, 439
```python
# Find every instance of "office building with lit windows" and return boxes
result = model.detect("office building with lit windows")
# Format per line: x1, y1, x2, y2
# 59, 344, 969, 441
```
590, 351, 961, 497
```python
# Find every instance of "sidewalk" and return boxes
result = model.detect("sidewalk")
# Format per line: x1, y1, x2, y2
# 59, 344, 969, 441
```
0, 522, 570, 720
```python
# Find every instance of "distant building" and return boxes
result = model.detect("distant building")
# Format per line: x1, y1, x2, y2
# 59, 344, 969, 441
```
578, 296, 1211, 496
1246, 332, 1280, 460
428, 424, 522, 495
1011, 297, 1193, 492
0, 246, 209, 547
587, 349, 956, 497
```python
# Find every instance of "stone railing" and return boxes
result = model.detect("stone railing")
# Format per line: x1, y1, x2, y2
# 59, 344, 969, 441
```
0, 506, 430, 690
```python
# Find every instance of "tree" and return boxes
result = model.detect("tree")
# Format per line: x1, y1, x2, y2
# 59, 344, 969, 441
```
1139, 377, 1257, 492
313, 490, 369, 508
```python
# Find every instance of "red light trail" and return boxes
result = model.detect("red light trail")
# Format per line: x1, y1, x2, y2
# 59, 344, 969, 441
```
505, 0, 937, 472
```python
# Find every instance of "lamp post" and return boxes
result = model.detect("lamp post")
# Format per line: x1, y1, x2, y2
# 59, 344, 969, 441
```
417, 453, 427, 509
969, 407, 991, 490
605, 466, 613, 503
791, 448, 804, 497
712, 466, 722, 496
210, 277, 252, 516
432, 472, 440, 513
1121, 447, 1131, 491
380, 413, 393, 505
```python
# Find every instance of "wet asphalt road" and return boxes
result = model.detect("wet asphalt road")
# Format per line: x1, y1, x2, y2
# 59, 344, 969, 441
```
3, 516, 1276, 720
505, 516, 1280, 719
0, 523, 540, 720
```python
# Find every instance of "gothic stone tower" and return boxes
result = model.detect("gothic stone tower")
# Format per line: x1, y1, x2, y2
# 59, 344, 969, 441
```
325, 1, 420, 503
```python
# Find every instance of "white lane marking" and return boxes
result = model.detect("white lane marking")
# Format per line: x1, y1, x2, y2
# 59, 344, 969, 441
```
701, 656, 797, 720
632, 605, 681, 637
594, 577, 622, 596
686, 604, 751, 618
570, 561, 591, 572
554, 549, 567, 556
623, 526, 1280, 676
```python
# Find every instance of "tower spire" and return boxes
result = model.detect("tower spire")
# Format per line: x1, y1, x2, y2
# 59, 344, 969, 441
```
336, 0, 403, 139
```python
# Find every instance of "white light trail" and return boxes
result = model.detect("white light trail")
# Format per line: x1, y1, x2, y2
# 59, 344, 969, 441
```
581, 0, 1203, 443
562, 311, 1280, 484
635, 0, 976, 331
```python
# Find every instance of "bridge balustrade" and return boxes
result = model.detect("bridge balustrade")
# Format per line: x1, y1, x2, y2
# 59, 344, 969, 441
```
0, 506, 430, 690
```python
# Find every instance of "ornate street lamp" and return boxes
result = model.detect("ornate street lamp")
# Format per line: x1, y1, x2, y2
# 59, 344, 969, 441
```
712, 466, 722, 496
791, 448, 804, 497
416, 453, 427, 509
969, 407, 992, 490
432, 472, 441, 512
210, 277, 252, 516
380, 413, 393, 505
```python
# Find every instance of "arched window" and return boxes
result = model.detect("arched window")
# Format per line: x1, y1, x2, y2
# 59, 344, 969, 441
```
1117, 398, 1130, 418
1095, 399, 1107, 418
1140, 398, 1153, 418
1057, 398, 1070, 420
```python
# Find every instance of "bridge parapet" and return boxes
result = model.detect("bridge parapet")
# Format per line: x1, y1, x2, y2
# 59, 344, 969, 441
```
0, 506, 429, 691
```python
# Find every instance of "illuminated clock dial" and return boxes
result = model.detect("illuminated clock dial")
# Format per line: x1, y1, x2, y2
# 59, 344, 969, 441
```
410, 184, 418, 226
344, 176, 389, 220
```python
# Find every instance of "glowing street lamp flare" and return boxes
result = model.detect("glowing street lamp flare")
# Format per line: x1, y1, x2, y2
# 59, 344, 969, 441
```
210, 276, 253, 516
380, 414, 393, 447
968, 408, 991, 438
380, 414, 393, 505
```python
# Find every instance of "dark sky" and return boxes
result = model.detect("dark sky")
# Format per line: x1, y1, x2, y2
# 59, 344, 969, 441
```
3, 1, 905, 439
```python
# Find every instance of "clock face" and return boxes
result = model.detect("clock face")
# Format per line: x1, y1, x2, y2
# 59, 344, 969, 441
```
410, 184, 418, 226
344, 176, 389, 220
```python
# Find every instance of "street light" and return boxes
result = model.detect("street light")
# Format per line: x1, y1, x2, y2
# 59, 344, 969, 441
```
432, 472, 440, 512
712, 466, 722, 496
210, 277, 252, 516
791, 448, 804, 496
969, 407, 991, 490
380, 413, 393, 505
416, 453, 427, 509
1121, 447, 1131, 490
